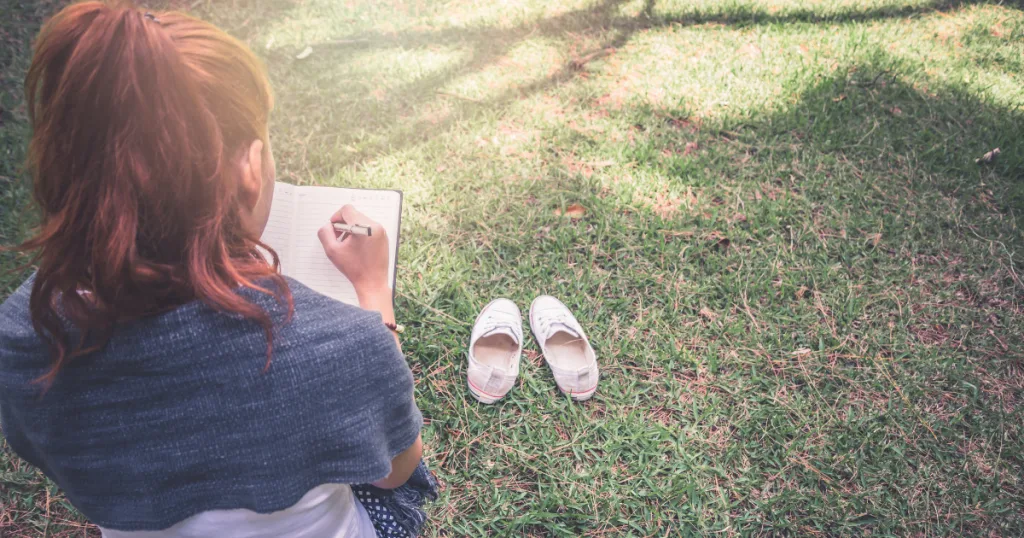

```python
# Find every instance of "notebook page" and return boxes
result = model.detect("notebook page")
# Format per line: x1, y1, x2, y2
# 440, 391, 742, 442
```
259, 182, 297, 269
290, 186, 401, 305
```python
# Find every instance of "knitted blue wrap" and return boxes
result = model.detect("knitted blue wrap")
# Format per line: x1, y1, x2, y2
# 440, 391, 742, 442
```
0, 275, 424, 532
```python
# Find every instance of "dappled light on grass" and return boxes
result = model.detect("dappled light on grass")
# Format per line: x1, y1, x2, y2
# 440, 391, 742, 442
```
652, 0, 954, 21
885, 4, 1024, 107
441, 39, 574, 101
427, 0, 598, 30
2, 0, 1024, 535
198, 0, 1024, 532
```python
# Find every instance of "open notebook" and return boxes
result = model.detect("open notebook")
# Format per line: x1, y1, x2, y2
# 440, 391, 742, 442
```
259, 181, 403, 305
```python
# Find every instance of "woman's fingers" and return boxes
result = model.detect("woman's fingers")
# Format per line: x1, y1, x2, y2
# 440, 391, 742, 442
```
317, 221, 343, 254
334, 204, 386, 237
327, 204, 361, 224
316, 204, 390, 293
334, 204, 370, 225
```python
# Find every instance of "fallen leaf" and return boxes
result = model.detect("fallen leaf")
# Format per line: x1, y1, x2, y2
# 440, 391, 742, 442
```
659, 229, 694, 238
667, 116, 695, 131
796, 286, 809, 299
705, 231, 731, 249
295, 46, 313, 60
555, 204, 587, 219
975, 147, 1000, 164
683, 141, 699, 156
699, 307, 718, 321
731, 213, 747, 223
738, 43, 761, 58
649, 191, 682, 219
866, 232, 882, 248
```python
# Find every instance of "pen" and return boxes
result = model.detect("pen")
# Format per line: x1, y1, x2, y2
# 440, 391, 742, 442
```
333, 222, 372, 238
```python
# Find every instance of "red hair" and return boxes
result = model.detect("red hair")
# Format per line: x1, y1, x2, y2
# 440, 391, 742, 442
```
15, 1, 292, 385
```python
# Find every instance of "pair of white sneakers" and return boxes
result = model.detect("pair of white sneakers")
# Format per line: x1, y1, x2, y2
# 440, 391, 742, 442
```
467, 296, 599, 404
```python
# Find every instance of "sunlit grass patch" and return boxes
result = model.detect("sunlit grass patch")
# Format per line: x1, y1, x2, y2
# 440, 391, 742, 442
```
2, 0, 1024, 535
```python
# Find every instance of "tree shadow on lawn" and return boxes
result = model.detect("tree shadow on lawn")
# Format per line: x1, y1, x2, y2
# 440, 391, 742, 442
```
1, 1, 1022, 536
264, 0, 1004, 177
288, 0, 985, 51
408, 57, 1024, 535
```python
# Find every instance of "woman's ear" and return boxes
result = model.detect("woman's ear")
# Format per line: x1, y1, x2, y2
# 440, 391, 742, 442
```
239, 139, 265, 210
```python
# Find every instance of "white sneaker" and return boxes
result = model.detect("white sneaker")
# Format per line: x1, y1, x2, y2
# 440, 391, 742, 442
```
467, 299, 523, 404
529, 296, 599, 401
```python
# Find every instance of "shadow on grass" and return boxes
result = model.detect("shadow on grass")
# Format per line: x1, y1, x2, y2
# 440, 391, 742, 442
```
404, 56, 1024, 535
294, 0, 984, 51
266, 0, 1012, 174
1, 0, 1022, 535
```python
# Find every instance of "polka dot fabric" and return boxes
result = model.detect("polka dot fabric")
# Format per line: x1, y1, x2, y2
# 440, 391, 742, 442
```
353, 486, 411, 538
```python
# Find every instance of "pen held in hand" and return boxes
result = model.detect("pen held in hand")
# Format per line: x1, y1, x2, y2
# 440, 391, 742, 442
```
333, 222, 372, 240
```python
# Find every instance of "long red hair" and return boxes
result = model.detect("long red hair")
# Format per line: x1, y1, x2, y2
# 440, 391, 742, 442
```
15, 1, 292, 385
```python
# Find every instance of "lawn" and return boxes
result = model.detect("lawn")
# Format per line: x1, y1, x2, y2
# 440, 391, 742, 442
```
2, 0, 1024, 535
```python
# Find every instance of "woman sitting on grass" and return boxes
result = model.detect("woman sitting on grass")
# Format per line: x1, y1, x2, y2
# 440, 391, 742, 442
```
0, 2, 434, 537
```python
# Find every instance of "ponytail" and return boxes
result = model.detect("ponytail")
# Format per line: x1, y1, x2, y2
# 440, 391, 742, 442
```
17, 1, 291, 385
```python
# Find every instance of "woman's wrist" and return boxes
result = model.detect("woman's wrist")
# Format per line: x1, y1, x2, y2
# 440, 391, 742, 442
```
357, 286, 401, 348
356, 286, 395, 323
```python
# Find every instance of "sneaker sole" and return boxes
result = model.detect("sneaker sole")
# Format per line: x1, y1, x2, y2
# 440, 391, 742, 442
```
467, 376, 507, 404
563, 385, 597, 401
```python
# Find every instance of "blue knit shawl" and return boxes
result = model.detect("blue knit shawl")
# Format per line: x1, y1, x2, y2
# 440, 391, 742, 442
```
0, 276, 422, 531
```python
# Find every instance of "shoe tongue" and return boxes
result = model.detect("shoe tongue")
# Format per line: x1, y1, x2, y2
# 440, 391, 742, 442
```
482, 325, 517, 342
546, 322, 580, 340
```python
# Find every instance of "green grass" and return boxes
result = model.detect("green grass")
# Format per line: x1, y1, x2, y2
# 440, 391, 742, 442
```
3, 0, 1024, 535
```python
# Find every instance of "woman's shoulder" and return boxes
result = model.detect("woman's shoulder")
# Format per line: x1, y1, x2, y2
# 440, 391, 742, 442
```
1, 275, 398, 374
0, 276, 43, 350
243, 277, 401, 368
0, 275, 34, 324
272, 277, 391, 339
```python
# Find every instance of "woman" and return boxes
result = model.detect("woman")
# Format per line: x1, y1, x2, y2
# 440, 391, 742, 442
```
0, 2, 433, 537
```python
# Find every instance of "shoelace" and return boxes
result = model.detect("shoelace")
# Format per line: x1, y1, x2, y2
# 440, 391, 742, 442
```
479, 310, 521, 339
535, 310, 580, 341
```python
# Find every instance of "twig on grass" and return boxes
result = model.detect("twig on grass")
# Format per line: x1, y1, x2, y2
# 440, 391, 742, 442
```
741, 291, 761, 333
320, 39, 372, 47
436, 91, 483, 103
850, 69, 892, 88
397, 291, 471, 326
570, 48, 615, 70
879, 362, 939, 442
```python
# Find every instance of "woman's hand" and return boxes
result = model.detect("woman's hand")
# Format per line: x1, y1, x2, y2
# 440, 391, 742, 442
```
317, 206, 400, 349
317, 205, 390, 300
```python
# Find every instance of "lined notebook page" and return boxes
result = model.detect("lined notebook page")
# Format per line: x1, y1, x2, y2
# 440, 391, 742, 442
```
259, 182, 296, 270
261, 182, 401, 305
